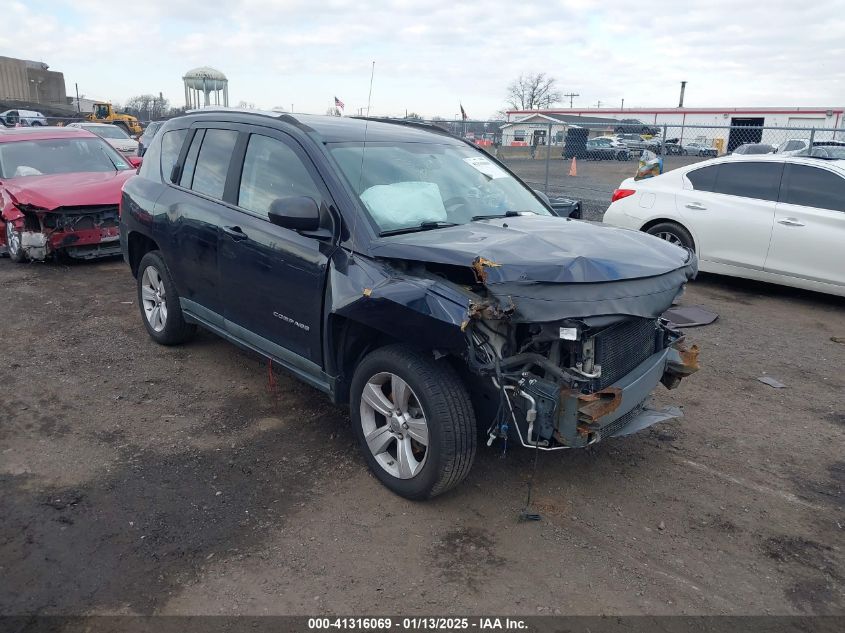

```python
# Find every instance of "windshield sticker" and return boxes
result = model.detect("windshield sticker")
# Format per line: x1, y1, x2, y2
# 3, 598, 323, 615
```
463, 156, 508, 179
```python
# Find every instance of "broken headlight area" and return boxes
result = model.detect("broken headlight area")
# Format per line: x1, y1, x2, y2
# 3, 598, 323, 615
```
13, 205, 121, 261
466, 315, 700, 450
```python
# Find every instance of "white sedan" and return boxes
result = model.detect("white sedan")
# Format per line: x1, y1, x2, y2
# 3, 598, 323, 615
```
602, 153, 845, 297
66, 122, 139, 155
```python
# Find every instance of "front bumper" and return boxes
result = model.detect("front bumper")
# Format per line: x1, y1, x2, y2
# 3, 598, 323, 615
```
514, 341, 699, 449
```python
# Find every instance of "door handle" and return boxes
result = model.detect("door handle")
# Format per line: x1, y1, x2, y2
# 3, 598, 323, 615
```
685, 203, 706, 210
222, 225, 248, 240
777, 218, 805, 227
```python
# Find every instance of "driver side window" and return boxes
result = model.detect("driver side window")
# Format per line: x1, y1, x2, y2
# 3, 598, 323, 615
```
237, 134, 323, 218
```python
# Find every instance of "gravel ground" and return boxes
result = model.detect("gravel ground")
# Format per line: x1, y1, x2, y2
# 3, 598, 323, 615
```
1, 255, 843, 616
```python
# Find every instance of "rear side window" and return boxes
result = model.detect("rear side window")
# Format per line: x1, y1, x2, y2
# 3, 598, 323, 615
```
182, 128, 238, 199
712, 162, 782, 201
179, 130, 204, 189
687, 165, 718, 191
782, 164, 845, 211
160, 129, 187, 183
237, 134, 322, 217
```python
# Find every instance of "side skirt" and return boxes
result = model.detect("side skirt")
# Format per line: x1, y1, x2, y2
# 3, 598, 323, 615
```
180, 298, 335, 396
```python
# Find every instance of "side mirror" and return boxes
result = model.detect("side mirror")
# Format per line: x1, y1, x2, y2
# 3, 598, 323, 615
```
533, 189, 551, 206
127, 156, 142, 168
268, 196, 320, 231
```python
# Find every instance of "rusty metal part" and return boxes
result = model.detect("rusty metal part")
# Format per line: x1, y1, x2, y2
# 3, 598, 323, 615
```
467, 298, 514, 321
470, 256, 501, 284
662, 341, 701, 389
576, 387, 623, 422
561, 386, 623, 427
676, 343, 700, 374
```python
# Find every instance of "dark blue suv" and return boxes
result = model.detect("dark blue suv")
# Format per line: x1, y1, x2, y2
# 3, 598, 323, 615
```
120, 110, 699, 499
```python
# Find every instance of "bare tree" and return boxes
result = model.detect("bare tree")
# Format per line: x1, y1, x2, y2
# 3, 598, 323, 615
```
124, 94, 171, 120
505, 73, 562, 110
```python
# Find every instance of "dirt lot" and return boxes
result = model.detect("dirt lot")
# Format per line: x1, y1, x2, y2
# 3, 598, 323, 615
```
1, 255, 843, 616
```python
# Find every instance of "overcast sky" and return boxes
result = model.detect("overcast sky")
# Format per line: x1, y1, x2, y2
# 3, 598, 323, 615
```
3, 0, 844, 119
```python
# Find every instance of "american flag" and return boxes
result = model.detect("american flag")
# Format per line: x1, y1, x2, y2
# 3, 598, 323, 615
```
334, 96, 345, 110
460, 103, 467, 120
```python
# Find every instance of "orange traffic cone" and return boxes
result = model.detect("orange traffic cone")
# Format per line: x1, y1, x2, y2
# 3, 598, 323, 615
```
569, 157, 577, 177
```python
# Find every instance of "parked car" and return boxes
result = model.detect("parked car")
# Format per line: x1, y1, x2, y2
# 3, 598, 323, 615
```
120, 110, 700, 499
663, 140, 684, 155
615, 133, 648, 154
681, 142, 718, 157
732, 143, 775, 155
809, 145, 845, 159
0, 127, 140, 261
67, 122, 139, 155
614, 119, 660, 136
137, 120, 165, 157
581, 138, 630, 161
0, 109, 48, 127
776, 138, 845, 156
603, 154, 845, 297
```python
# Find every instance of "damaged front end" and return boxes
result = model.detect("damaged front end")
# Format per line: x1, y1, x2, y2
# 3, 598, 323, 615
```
467, 312, 700, 449
4, 203, 121, 261
364, 216, 702, 451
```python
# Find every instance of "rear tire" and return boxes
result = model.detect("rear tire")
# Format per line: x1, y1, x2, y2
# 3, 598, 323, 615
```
350, 345, 477, 499
646, 221, 695, 250
136, 251, 196, 345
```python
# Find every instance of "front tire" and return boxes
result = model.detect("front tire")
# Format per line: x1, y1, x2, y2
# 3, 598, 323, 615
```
136, 251, 196, 345
646, 221, 695, 250
350, 345, 477, 499
5, 221, 26, 263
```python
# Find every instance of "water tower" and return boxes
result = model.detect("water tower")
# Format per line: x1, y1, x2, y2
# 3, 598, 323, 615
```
183, 66, 228, 109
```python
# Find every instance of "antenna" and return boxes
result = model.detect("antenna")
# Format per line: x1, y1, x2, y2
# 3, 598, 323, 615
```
349, 61, 376, 258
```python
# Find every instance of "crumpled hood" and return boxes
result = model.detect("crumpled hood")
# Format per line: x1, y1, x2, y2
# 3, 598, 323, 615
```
369, 215, 695, 284
3, 170, 135, 211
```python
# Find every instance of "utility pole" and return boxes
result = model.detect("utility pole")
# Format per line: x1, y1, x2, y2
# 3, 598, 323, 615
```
678, 81, 687, 108
564, 92, 579, 108
621, 98, 625, 110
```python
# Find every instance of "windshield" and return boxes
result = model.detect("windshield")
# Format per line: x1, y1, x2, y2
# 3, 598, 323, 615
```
142, 122, 163, 138
0, 137, 131, 178
328, 141, 550, 233
85, 125, 130, 140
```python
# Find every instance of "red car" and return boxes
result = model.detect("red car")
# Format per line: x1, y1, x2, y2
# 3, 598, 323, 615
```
0, 126, 140, 262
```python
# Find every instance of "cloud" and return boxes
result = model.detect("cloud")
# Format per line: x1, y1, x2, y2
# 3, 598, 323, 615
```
1, 0, 843, 118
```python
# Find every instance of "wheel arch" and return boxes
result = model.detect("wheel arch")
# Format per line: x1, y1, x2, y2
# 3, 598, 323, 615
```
326, 315, 403, 405
127, 231, 160, 277
639, 217, 698, 253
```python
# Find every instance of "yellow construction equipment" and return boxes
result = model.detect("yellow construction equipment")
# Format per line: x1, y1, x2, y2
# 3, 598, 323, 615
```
82, 103, 143, 136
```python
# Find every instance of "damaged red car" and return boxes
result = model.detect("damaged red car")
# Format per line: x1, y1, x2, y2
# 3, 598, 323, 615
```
0, 127, 140, 262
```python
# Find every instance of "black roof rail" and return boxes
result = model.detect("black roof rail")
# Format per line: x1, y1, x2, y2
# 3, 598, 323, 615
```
349, 116, 456, 139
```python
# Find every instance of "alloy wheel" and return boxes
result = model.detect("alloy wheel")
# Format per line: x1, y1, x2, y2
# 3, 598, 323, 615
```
359, 372, 429, 479
6, 221, 21, 258
655, 231, 684, 246
141, 265, 168, 332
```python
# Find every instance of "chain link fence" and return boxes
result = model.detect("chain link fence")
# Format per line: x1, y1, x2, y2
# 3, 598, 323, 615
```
4, 111, 843, 221
421, 119, 845, 220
